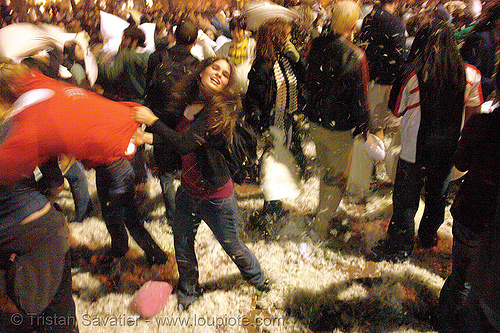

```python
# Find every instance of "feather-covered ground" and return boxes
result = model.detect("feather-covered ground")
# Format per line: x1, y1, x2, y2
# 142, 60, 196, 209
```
1, 139, 455, 333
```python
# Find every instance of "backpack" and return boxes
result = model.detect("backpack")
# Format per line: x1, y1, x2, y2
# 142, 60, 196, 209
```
143, 49, 198, 121
225, 119, 260, 185
144, 49, 198, 174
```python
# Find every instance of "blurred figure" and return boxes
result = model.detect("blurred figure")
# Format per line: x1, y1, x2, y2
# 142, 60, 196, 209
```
0, 61, 169, 271
244, 18, 305, 225
358, 0, 406, 184
437, 67, 500, 332
371, 20, 483, 263
97, 25, 149, 104
304, 1, 369, 240
216, 15, 256, 93
97, 26, 151, 188
133, 57, 269, 310
1, 77, 78, 331
144, 19, 200, 222
63, 40, 91, 89
21, 42, 94, 223
460, 1, 500, 100
216, 16, 255, 66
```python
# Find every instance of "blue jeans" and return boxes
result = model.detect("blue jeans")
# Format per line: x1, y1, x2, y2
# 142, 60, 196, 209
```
387, 158, 452, 253
159, 170, 180, 221
64, 161, 92, 222
94, 159, 167, 265
173, 187, 265, 295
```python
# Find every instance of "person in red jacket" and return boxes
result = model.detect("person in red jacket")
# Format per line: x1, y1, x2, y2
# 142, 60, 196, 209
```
0, 63, 140, 182
0, 61, 168, 272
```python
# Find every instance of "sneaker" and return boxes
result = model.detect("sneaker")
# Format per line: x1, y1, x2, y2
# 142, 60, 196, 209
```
330, 218, 350, 238
176, 286, 202, 311
383, 251, 411, 263
254, 279, 271, 292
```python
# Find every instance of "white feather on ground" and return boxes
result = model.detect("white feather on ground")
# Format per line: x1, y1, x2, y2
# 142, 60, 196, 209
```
53, 137, 453, 333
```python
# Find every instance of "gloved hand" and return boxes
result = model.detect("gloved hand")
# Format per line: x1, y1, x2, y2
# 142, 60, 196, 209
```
282, 40, 300, 63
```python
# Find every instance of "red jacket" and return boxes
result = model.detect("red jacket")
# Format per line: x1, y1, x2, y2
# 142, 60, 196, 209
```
0, 70, 140, 182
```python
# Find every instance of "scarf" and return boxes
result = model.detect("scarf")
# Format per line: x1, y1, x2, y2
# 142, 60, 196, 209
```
272, 55, 298, 132
228, 37, 249, 66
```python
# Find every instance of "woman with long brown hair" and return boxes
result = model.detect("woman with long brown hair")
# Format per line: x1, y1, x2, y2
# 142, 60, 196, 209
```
133, 56, 270, 310
244, 18, 305, 225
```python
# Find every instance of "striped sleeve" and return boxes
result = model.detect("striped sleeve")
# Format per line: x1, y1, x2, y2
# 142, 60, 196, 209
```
393, 71, 420, 117
464, 64, 483, 107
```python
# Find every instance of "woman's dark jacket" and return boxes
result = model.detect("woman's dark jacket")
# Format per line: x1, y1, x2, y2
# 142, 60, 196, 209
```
243, 54, 305, 133
149, 108, 233, 191
304, 32, 369, 134
450, 107, 500, 233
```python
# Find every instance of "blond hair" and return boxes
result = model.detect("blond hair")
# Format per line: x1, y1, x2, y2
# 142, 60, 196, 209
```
0, 60, 30, 121
330, 1, 360, 34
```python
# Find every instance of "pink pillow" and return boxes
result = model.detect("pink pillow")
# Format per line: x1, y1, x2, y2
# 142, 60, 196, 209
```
130, 281, 173, 318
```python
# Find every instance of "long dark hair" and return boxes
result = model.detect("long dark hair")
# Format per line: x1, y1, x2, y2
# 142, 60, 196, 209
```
406, 19, 465, 131
168, 57, 241, 143
255, 18, 291, 64
404, 19, 467, 164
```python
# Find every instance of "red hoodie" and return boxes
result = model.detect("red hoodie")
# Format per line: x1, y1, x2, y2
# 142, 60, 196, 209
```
0, 70, 141, 182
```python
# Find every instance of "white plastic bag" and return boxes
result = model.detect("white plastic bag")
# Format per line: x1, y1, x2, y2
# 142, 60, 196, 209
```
363, 133, 385, 161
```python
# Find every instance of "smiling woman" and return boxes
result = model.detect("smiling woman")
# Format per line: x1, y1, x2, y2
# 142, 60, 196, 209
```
199, 59, 231, 96
132, 56, 270, 310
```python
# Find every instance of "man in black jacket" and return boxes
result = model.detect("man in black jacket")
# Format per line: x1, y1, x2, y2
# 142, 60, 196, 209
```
358, 0, 404, 133
358, 0, 405, 184
144, 19, 199, 222
305, 0, 370, 240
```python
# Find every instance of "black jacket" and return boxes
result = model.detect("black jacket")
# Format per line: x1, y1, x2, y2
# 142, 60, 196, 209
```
244, 54, 305, 133
149, 108, 233, 191
145, 37, 170, 86
358, 6, 405, 85
304, 33, 369, 133
460, 30, 497, 99
145, 44, 199, 125
451, 108, 500, 233
145, 44, 199, 174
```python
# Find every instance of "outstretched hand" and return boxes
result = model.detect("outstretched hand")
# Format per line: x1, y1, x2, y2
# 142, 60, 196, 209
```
132, 106, 159, 126
133, 127, 153, 145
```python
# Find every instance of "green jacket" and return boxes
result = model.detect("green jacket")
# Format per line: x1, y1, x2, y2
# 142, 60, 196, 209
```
98, 48, 149, 104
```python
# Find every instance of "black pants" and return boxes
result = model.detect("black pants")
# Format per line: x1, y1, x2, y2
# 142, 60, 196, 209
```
95, 159, 167, 265
387, 158, 452, 252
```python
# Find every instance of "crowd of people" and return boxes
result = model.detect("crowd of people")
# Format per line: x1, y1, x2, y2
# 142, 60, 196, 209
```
0, 0, 499, 332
